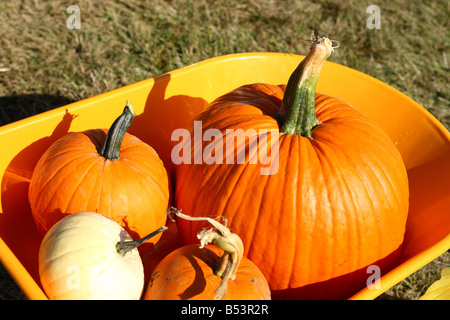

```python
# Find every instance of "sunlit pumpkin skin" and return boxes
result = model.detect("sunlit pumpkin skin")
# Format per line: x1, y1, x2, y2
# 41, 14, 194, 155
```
173, 38, 409, 299
29, 104, 169, 248
143, 244, 271, 300
39, 211, 144, 300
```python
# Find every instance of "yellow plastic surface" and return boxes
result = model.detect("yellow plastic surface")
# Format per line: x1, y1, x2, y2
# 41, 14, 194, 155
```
0, 52, 449, 300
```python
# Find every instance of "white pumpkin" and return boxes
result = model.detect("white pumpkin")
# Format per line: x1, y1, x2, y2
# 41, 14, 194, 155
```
39, 211, 145, 300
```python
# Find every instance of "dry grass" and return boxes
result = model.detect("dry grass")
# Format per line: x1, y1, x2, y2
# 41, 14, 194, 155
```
1, 0, 448, 127
377, 250, 450, 300
0, 0, 448, 299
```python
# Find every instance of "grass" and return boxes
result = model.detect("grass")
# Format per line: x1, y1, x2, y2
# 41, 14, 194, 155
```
377, 250, 450, 300
0, 0, 448, 299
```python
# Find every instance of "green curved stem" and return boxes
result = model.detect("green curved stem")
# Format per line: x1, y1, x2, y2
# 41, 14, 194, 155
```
100, 101, 135, 159
275, 37, 334, 138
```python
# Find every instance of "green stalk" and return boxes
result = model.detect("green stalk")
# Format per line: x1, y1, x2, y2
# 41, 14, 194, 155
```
100, 101, 135, 159
275, 37, 334, 138
116, 226, 168, 257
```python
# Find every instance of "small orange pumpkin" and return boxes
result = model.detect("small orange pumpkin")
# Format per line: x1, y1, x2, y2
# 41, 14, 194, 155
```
29, 102, 169, 249
143, 209, 271, 300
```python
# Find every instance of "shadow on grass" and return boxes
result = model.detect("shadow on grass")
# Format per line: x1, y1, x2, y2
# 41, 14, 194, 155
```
0, 94, 75, 127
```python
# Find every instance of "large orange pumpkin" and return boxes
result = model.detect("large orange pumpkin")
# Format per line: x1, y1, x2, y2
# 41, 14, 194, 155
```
29, 102, 169, 250
172, 37, 409, 299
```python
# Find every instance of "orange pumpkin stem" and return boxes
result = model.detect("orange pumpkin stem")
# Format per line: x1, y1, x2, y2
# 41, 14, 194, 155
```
100, 101, 135, 159
276, 35, 335, 138
168, 207, 244, 300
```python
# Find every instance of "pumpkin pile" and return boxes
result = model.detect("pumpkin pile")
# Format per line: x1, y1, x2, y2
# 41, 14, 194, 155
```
29, 36, 409, 300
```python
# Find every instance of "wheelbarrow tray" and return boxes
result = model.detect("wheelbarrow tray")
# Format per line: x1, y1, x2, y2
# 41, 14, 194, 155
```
0, 52, 448, 300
